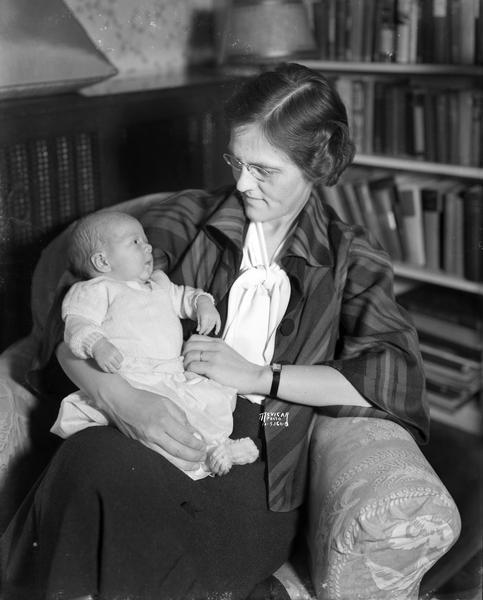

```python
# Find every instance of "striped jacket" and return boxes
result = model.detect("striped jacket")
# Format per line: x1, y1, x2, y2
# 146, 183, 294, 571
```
141, 186, 428, 512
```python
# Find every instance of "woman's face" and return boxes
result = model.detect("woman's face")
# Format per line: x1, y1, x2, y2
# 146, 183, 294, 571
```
228, 123, 313, 226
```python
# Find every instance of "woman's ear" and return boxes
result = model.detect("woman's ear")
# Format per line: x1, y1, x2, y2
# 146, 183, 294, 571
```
91, 252, 111, 273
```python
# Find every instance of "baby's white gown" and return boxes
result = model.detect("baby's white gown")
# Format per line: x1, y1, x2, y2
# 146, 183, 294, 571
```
51, 272, 238, 479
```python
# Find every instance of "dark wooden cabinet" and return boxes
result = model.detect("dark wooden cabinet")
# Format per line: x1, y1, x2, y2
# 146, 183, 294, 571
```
0, 74, 238, 350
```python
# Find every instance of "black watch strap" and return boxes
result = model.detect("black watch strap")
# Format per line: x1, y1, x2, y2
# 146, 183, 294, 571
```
269, 363, 282, 398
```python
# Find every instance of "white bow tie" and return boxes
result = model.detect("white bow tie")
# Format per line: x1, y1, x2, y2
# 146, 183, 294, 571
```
222, 223, 291, 403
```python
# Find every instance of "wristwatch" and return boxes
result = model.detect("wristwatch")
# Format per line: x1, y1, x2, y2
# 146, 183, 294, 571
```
269, 363, 282, 398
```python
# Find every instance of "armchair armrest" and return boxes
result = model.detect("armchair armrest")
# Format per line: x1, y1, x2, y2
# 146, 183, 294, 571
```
306, 416, 461, 600
0, 337, 41, 532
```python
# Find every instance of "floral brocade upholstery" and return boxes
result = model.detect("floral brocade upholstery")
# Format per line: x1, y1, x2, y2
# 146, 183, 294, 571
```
0, 192, 461, 599
306, 416, 460, 600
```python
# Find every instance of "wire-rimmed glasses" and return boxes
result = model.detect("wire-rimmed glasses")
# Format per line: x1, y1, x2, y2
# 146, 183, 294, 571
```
222, 153, 275, 182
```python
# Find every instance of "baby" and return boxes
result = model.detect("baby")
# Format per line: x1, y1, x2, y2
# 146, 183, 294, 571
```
50, 210, 258, 479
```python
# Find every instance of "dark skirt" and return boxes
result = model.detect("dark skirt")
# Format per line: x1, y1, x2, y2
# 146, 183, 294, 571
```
1, 398, 299, 600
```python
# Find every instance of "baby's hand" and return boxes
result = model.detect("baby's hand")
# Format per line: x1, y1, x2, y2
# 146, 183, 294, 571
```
92, 338, 124, 373
196, 296, 221, 335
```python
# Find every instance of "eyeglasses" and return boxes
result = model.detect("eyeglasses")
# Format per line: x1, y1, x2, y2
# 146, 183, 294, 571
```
222, 153, 275, 182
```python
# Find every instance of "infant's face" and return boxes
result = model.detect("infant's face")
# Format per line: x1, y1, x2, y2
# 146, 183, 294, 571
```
104, 217, 153, 283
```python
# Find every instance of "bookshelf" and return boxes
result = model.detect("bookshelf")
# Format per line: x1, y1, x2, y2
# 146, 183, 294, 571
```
393, 263, 483, 296
299, 48, 482, 433
300, 59, 483, 77
353, 155, 483, 181
306, 1, 483, 587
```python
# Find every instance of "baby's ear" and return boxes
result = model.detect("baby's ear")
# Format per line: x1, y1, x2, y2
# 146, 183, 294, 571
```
91, 252, 111, 273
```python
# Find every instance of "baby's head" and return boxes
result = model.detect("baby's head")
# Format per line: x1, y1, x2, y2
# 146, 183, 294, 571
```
68, 211, 153, 283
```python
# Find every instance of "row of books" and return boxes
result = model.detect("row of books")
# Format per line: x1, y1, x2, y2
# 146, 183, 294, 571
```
333, 77, 482, 166
322, 170, 483, 282
397, 285, 482, 433
312, 0, 483, 65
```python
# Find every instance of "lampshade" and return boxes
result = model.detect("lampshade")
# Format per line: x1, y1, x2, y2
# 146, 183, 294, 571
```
217, 0, 316, 64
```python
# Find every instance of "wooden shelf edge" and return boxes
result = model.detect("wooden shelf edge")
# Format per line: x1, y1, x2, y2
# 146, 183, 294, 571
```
353, 155, 483, 180
299, 60, 483, 76
394, 263, 483, 295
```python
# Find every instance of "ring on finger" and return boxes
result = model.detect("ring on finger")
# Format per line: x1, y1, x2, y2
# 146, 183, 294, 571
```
200, 351, 203, 362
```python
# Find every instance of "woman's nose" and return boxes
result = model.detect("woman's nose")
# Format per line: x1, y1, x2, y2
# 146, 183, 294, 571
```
145, 243, 152, 254
235, 166, 258, 193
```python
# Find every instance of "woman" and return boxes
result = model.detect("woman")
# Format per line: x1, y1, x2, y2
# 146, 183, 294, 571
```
1, 63, 428, 600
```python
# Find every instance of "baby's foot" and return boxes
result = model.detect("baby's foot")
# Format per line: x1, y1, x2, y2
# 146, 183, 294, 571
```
207, 438, 259, 476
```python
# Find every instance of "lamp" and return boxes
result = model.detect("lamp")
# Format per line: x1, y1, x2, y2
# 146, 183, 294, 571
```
216, 0, 316, 64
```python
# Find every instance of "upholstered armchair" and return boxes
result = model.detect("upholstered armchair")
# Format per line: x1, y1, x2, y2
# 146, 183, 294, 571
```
0, 193, 461, 600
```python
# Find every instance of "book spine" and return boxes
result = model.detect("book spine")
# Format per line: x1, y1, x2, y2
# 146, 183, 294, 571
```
463, 185, 483, 282
470, 91, 482, 167
391, 83, 407, 156
411, 89, 426, 158
342, 182, 366, 227
421, 188, 443, 270
349, 0, 365, 61
396, 0, 413, 63
313, 0, 330, 59
375, 0, 397, 62
476, 0, 483, 64
423, 88, 437, 162
458, 89, 475, 166
408, 0, 421, 62
321, 185, 352, 225
409, 312, 482, 349
363, 0, 377, 61
327, 0, 337, 60
398, 283, 482, 328
335, 77, 353, 126
370, 178, 404, 260
432, 0, 450, 63
418, 0, 434, 62
420, 341, 480, 370
448, 90, 461, 164
449, 0, 462, 64
363, 77, 376, 154
442, 188, 462, 275
335, 0, 348, 60
459, 0, 477, 64
454, 191, 466, 277
434, 92, 450, 164
396, 186, 426, 265
351, 79, 365, 154
418, 331, 482, 362
355, 180, 386, 245
373, 80, 387, 153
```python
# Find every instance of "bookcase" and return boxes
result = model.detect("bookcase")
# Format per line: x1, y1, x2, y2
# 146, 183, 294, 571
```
298, 16, 483, 581
296, 50, 483, 434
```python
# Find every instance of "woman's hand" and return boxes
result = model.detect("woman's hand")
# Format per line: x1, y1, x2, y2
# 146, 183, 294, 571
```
183, 334, 270, 395
56, 343, 207, 471
114, 391, 208, 471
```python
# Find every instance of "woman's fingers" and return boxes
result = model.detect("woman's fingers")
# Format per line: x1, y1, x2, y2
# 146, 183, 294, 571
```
182, 335, 218, 370
137, 415, 206, 470
150, 401, 207, 454
144, 436, 205, 472
183, 334, 266, 395
113, 393, 207, 466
